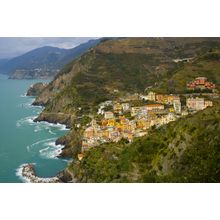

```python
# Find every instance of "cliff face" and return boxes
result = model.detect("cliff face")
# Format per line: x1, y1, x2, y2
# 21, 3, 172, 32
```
26, 82, 47, 96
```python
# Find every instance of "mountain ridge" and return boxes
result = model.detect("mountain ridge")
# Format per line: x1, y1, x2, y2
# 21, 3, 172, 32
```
0, 38, 101, 79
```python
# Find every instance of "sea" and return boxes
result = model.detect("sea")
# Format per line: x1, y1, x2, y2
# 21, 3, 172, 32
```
0, 74, 69, 182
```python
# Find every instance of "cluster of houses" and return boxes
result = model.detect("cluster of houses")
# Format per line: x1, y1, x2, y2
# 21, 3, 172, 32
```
81, 102, 177, 154
187, 77, 216, 91
78, 77, 215, 160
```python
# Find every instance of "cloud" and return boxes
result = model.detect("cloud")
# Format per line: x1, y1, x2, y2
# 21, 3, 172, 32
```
0, 37, 97, 59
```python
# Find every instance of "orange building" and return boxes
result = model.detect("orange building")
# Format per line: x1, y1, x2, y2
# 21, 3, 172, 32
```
145, 104, 164, 111
84, 127, 94, 138
187, 77, 216, 90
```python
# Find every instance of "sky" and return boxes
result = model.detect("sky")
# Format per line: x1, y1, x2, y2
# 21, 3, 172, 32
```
0, 37, 96, 59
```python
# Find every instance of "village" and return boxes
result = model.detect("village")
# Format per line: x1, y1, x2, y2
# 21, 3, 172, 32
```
77, 77, 218, 160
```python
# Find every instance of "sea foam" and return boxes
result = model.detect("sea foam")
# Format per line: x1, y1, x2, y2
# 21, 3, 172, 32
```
39, 141, 64, 159
16, 163, 36, 183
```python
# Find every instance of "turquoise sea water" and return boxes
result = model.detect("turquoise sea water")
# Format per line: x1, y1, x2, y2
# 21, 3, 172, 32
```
0, 74, 69, 183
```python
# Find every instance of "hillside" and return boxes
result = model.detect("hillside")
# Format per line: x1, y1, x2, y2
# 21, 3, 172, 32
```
68, 102, 220, 183
152, 48, 220, 94
31, 37, 220, 182
0, 58, 9, 68
0, 39, 100, 79
34, 37, 220, 120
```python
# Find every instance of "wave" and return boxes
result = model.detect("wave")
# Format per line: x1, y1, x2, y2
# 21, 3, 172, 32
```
39, 141, 64, 159
16, 115, 69, 134
16, 116, 36, 127
16, 163, 36, 183
16, 163, 60, 183
26, 137, 57, 150
38, 121, 70, 131
26, 138, 64, 159
20, 93, 27, 98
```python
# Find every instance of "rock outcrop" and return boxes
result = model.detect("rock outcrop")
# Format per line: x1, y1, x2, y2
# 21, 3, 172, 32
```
27, 82, 47, 96
21, 164, 61, 183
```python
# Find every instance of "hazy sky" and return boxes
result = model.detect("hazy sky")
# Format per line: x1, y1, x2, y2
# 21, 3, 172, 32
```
0, 37, 96, 59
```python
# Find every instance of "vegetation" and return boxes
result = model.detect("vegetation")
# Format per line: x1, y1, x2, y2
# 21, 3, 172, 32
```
153, 49, 220, 94
70, 103, 220, 183
37, 38, 220, 117
32, 38, 220, 182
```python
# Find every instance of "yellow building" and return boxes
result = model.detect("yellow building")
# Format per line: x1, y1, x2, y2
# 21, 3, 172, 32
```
101, 119, 108, 127
77, 153, 84, 161
204, 100, 213, 108
107, 119, 116, 127
113, 103, 123, 113
131, 107, 141, 116
102, 130, 109, 139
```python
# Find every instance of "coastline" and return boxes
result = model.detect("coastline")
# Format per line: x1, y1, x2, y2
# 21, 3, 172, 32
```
17, 163, 61, 183
21, 95, 74, 183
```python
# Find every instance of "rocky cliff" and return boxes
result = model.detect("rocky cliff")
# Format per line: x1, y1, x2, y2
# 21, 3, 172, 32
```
27, 82, 48, 96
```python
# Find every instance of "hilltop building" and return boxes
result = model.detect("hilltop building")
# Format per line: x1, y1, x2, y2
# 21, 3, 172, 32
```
187, 77, 216, 91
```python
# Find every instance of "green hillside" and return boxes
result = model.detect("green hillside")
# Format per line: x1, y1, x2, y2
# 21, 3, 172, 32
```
69, 102, 220, 183
34, 37, 220, 117
32, 37, 220, 182
152, 49, 220, 94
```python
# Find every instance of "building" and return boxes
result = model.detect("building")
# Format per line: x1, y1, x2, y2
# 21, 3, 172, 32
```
156, 94, 167, 104
167, 95, 180, 105
173, 99, 181, 114
81, 140, 90, 152
131, 107, 141, 116
113, 103, 123, 114
104, 111, 114, 119
140, 91, 156, 101
156, 94, 179, 105
145, 104, 164, 111
186, 97, 205, 111
204, 100, 213, 108
187, 77, 216, 91
121, 103, 130, 112
147, 91, 156, 101
84, 127, 94, 138
139, 107, 148, 116
77, 153, 84, 161
107, 119, 116, 127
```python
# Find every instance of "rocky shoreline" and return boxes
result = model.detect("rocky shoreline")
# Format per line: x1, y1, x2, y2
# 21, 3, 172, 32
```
25, 84, 78, 183
26, 82, 48, 96
21, 164, 62, 183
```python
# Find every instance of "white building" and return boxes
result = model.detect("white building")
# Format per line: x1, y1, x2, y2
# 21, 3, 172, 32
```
104, 111, 114, 119
186, 97, 205, 111
173, 99, 181, 114
140, 91, 156, 101
122, 103, 130, 112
